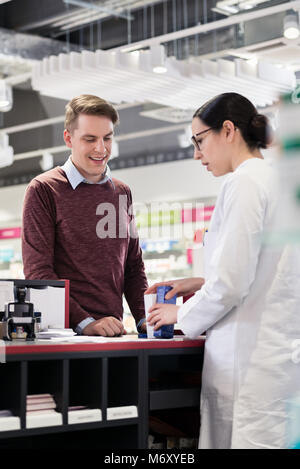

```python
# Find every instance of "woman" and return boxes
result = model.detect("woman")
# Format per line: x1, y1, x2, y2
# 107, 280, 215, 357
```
146, 92, 300, 449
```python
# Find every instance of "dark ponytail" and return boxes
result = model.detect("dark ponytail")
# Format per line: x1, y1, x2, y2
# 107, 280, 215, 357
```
247, 113, 270, 149
193, 93, 271, 150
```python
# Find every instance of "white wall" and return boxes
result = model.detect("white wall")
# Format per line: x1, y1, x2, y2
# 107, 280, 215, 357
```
0, 184, 27, 228
113, 159, 224, 204
0, 160, 224, 226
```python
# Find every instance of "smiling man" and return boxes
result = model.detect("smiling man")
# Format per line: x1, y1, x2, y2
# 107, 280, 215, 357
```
22, 94, 148, 336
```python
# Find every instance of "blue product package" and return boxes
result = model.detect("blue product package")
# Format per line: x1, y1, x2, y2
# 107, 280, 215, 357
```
154, 286, 176, 339
138, 333, 148, 339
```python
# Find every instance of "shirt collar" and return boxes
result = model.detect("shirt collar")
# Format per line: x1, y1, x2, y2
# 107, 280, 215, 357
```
61, 156, 113, 190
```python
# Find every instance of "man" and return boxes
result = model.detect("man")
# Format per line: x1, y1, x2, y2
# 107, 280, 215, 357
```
22, 94, 147, 336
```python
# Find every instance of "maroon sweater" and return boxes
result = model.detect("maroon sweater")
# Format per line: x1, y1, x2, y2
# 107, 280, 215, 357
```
22, 167, 148, 330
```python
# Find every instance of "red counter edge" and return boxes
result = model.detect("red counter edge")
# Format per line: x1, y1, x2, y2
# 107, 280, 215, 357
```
5, 338, 205, 355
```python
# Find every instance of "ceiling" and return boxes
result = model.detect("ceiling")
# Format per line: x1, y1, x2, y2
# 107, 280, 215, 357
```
1, 0, 299, 71
0, 0, 299, 186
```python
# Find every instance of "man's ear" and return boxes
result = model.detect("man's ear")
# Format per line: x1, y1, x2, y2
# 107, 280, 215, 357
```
63, 129, 72, 149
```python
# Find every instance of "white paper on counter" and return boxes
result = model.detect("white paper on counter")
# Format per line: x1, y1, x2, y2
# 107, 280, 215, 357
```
35, 334, 189, 344
37, 328, 76, 339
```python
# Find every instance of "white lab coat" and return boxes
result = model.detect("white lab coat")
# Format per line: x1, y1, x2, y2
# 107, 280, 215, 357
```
177, 158, 300, 449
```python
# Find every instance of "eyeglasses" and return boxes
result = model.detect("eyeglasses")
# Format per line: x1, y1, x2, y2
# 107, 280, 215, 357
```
191, 127, 214, 151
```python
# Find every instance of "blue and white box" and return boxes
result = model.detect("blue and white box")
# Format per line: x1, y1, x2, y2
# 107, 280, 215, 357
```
154, 286, 176, 339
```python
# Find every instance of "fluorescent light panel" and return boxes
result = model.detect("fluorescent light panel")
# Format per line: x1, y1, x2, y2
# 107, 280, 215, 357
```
32, 48, 296, 109
215, 0, 271, 15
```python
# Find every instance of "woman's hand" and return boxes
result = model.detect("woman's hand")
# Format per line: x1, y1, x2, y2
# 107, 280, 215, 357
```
147, 304, 179, 330
145, 277, 205, 300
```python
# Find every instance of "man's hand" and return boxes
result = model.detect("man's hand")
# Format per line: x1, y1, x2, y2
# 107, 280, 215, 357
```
82, 317, 126, 337
145, 277, 205, 299
147, 304, 179, 331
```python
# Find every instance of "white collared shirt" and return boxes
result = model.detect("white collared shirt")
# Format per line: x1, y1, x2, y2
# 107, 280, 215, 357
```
61, 156, 114, 190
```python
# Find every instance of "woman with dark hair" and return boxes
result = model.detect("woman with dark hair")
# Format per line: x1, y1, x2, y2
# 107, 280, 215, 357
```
146, 93, 300, 449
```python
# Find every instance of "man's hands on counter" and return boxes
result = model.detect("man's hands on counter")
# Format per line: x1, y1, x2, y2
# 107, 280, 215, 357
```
82, 316, 127, 337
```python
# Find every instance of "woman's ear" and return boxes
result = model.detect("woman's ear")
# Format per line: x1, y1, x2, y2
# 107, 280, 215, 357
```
222, 120, 236, 142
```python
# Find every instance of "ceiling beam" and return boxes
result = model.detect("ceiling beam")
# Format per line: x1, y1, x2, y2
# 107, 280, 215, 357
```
63, 0, 134, 21
1, 102, 142, 135
115, 0, 300, 51
12, 122, 190, 162
0, 27, 80, 61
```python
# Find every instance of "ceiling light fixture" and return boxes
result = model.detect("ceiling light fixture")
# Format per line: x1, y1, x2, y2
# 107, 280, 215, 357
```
213, 0, 272, 16
151, 45, 167, 74
0, 133, 14, 169
0, 80, 13, 112
284, 10, 300, 39
40, 151, 54, 171
177, 126, 193, 149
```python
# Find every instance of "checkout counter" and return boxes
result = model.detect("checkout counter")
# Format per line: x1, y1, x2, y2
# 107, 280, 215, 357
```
0, 280, 204, 449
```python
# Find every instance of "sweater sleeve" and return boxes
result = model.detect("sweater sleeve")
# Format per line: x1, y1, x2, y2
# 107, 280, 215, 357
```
123, 188, 148, 326
22, 180, 94, 329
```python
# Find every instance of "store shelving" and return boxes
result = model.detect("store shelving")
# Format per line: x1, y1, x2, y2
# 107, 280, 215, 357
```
0, 341, 204, 449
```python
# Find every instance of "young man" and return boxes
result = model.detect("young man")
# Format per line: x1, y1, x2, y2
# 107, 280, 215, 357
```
22, 94, 147, 336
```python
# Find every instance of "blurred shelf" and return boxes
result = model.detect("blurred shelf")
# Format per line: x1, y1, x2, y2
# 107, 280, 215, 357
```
150, 388, 200, 411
